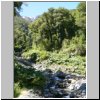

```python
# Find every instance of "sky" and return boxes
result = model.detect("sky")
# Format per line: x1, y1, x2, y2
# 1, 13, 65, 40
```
20, 2, 80, 18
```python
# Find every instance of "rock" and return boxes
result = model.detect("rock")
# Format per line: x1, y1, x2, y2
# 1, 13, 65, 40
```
60, 89, 69, 96
81, 91, 86, 97
74, 79, 86, 90
68, 84, 75, 90
54, 77, 61, 81
82, 89, 86, 93
43, 72, 51, 78
49, 86, 56, 93
67, 79, 71, 84
78, 83, 86, 91
56, 71, 66, 79
45, 81, 54, 89
44, 92, 53, 98
74, 83, 81, 90
65, 74, 71, 79
56, 89, 63, 96
44, 89, 49, 93
70, 79, 76, 83
46, 69, 53, 73
53, 89, 63, 98
70, 93, 75, 98
56, 81, 67, 88
49, 87, 68, 98
63, 95, 70, 98
68, 79, 86, 91
18, 89, 43, 98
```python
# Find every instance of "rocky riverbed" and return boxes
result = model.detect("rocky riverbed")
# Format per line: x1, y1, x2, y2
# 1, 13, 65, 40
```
16, 56, 86, 98
43, 70, 86, 98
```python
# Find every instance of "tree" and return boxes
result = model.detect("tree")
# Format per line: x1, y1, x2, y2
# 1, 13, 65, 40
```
14, 16, 32, 55
71, 2, 86, 37
14, 2, 23, 16
29, 8, 76, 50
77, 2, 86, 13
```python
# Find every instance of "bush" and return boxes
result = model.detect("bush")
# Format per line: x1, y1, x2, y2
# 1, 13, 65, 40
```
46, 52, 86, 75
14, 83, 21, 98
29, 71, 46, 89
14, 60, 46, 91
47, 52, 69, 65
62, 39, 70, 49
30, 53, 37, 63
22, 49, 49, 62
61, 35, 86, 57
75, 44, 86, 56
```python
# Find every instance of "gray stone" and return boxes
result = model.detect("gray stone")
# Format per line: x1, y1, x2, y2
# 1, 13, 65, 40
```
57, 82, 67, 88
67, 79, 71, 84
54, 77, 61, 81
44, 89, 49, 93
56, 71, 66, 79
70, 93, 75, 98
63, 95, 70, 98
49, 86, 56, 93
78, 83, 86, 91
44, 93, 53, 98
65, 74, 71, 79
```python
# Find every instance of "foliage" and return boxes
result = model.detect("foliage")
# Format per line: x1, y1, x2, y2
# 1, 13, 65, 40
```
14, 16, 32, 56
47, 52, 86, 75
14, 2, 86, 53
14, 2, 86, 97
71, 2, 86, 37
29, 8, 77, 50
14, 83, 21, 98
14, 2, 23, 16
22, 49, 49, 62
14, 60, 46, 97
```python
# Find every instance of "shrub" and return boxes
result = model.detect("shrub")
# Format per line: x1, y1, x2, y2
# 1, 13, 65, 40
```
30, 53, 37, 63
14, 83, 21, 98
29, 71, 46, 89
14, 60, 46, 91
75, 44, 86, 56
22, 49, 49, 62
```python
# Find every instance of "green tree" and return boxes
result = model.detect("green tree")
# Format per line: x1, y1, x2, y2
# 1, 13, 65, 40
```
29, 8, 76, 50
71, 2, 86, 38
77, 2, 86, 13
14, 2, 23, 16
14, 16, 32, 55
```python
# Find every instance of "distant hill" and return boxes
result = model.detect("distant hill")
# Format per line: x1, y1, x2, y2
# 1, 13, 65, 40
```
23, 16, 34, 22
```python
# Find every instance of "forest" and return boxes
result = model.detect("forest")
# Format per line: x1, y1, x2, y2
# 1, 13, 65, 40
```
14, 2, 86, 98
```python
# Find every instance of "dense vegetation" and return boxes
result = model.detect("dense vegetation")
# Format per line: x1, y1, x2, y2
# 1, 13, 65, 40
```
14, 2, 86, 98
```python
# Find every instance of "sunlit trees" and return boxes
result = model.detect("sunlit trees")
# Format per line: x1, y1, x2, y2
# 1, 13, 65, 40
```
14, 16, 32, 55
29, 8, 77, 50
14, 2, 86, 54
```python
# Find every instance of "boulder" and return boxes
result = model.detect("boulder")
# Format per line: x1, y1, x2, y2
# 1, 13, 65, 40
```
56, 71, 66, 79
56, 81, 67, 88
